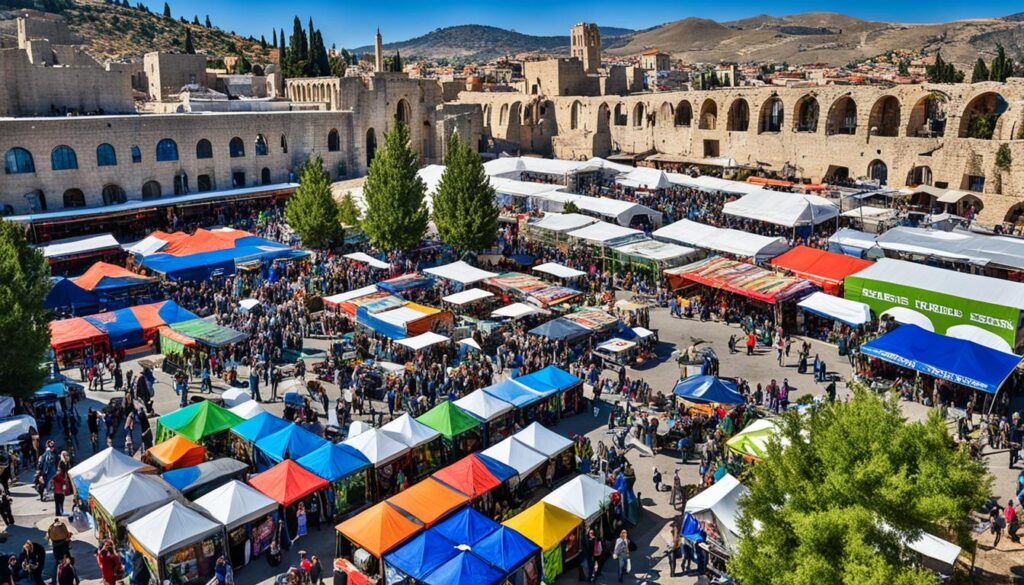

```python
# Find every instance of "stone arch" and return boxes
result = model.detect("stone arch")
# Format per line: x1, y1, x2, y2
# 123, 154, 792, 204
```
570, 100, 583, 131
632, 103, 646, 127
826, 96, 858, 135
422, 120, 436, 160
868, 159, 888, 185
142, 180, 161, 200
794, 95, 819, 132
868, 96, 901, 137
173, 172, 188, 195
328, 128, 340, 152
229, 137, 245, 158
758, 97, 784, 133
255, 134, 269, 156
698, 100, 717, 130
906, 93, 948, 137
4, 147, 35, 174
906, 165, 932, 187
483, 104, 491, 128
675, 101, 692, 127
101, 184, 126, 206
614, 103, 627, 126
508, 102, 521, 126
1004, 202, 1024, 225
658, 102, 674, 127
280, 135, 288, 153
366, 128, 377, 167
62, 188, 85, 208
727, 98, 749, 132
499, 103, 509, 126
196, 139, 213, 159
958, 92, 1008, 139
597, 103, 610, 133
23, 190, 45, 213
396, 98, 412, 125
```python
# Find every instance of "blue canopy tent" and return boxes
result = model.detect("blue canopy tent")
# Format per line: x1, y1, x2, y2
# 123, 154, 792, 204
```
680, 512, 705, 543
355, 305, 407, 341
482, 379, 548, 408
141, 241, 306, 281
859, 324, 1022, 394
254, 423, 328, 470
383, 530, 460, 582
83, 301, 197, 349
473, 453, 518, 483
527, 318, 590, 341
228, 412, 290, 467
421, 550, 505, 585
516, 365, 585, 416
296, 442, 373, 520
430, 506, 499, 546
672, 375, 745, 405
471, 525, 540, 574
45, 278, 100, 315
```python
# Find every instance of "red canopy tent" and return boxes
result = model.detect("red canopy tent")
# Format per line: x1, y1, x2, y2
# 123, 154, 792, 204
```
248, 460, 328, 507
667, 257, 814, 304
432, 454, 503, 499
49, 318, 108, 352
74, 262, 154, 291
770, 246, 873, 295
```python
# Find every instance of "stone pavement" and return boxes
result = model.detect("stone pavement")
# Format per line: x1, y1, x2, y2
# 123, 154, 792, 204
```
10, 301, 1018, 584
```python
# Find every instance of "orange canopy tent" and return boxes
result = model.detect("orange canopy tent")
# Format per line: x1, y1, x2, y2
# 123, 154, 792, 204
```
248, 460, 328, 507
386, 477, 469, 527
432, 455, 503, 499
770, 246, 873, 295
49, 318, 108, 352
160, 228, 249, 256
74, 262, 154, 291
144, 435, 206, 471
747, 176, 794, 188
335, 501, 422, 558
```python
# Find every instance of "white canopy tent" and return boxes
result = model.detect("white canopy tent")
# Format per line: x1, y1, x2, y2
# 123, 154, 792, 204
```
653, 219, 721, 248
193, 480, 278, 528
533, 262, 587, 279
567, 221, 645, 245
484, 156, 589, 179
613, 239, 699, 263
0, 415, 37, 445
616, 167, 671, 190
480, 436, 548, 477
125, 234, 168, 256
424, 261, 497, 284
375, 306, 432, 328
876, 227, 1024, 271
684, 473, 750, 553
541, 192, 661, 228
491, 176, 566, 199
453, 389, 514, 421
89, 472, 178, 520
220, 388, 251, 408
323, 285, 379, 306
229, 400, 265, 420
126, 500, 224, 557
511, 422, 573, 458
347, 420, 372, 438
491, 302, 547, 320
238, 299, 260, 313
828, 228, 881, 257
39, 233, 121, 259
442, 288, 495, 305
797, 292, 872, 327
723, 191, 839, 227
396, 331, 450, 351
458, 338, 481, 351
341, 428, 410, 466
541, 475, 617, 524
699, 230, 790, 262
69, 447, 155, 497
529, 213, 596, 233
380, 413, 442, 449
343, 252, 390, 270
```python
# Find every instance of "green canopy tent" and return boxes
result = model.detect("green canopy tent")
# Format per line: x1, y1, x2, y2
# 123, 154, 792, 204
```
170, 319, 248, 348
416, 401, 483, 461
156, 401, 245, 457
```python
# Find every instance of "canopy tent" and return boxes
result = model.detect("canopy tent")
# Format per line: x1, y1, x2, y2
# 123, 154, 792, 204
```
343, 252, 390, 270
424, 261, 497, 285
138, 228, 306, 281
378, 272, 435, 294
193, 479, 278, 528
230, 412, 290, 444
561, 309, 620, 333
336, 501, 422, 558
654, 219, 790, 262
616, 166, 672, 189
346, 420, 372, 438
75, 262, 155, 292
845, 258, 1024, 348
323, 285, 379, 307
387, 477, 469, 526
533, 262, 587, 279
472, 526, 540, 574
529, 213, 597, 233
453, 389, 514, 421
432, 455, 504, 499
38, 233, 120, 260
769, 246, 872, 295
516, 365, 581, 394
540, 192, 662, 228
859, 324, 1021, 394
483, 378, 549, 408
89, 472, 177, 524
161, 458, 249, 498
722, 190, 839, 227
673, 375, 745, 404
247, 460, 329, 507
503, 501, 581, 551
238, 298, 260, 312
84, 300, 198, 349
166, 319, 248, 348
653, 218, 720, 247
49, 317, 107, 352
541, 474, 617, 524
528, 318, 591, 341
566, 221, 645, 246
491, 302, 547, 320
431, 506, 500, 548
296, 442, 371, 482
725, 418, 784, 459
480, 437, 547, 477
69, 447, 155, 498
484, 272, 550, 297
156, 400, 245, 444
511, 422, 573, 458
484, 156, 591, 178
145, 435, 206, 471
528, 285, 582, 307
665, 257, 814, 304
876, 227, 1024, 271
881, 307, 935, 331
44, 279, 100, 314
383, 530, 460, 582
255, 423, 328, 465
441, 288, 494, 306
474, 453, 519, 482
797, 292, 872, 327
947, 324, 1014, 354
358, 303, 452, 341
381, 413, 442, 449
396, 331, 450, 351
126, 500, 223, 556
0, 415, 37, 445
416, 401, 481, 441
421, 550, 505, 585
220, 388, 251, 408
685, 473, 749, 552
342, 428, 410, 466
827, 228, 880, 258
613, 239, 699, 267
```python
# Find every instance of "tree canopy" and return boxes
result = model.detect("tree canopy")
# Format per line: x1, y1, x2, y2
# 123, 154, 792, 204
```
0, 222, 52, 399
432, 135, 498, 253
361, 122, 429, 251
336, 191, 362, 228
285, 155, 343, 249
926, 52, 964, 84
728, 390, 990, 585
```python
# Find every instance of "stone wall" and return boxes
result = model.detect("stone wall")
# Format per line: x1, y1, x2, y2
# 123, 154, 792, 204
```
0, 47, 134, 116
144, 52, 209, 101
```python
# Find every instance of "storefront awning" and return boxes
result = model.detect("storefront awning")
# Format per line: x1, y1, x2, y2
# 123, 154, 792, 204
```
797, 292, 872, 327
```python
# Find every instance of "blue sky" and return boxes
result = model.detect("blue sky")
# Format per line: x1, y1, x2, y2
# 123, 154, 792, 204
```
149, 0, 1014, 48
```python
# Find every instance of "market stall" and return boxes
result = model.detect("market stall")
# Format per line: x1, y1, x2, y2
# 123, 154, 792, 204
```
527, 318, 591, 345
157, 319, 248, 373
416, 401, 483, 460
453, 389, 515, 446
424, 261, 497, 287
144, 435, 206, 472
69, 447, 156, 499
684, 473, 749, 554
769, 246, 872, 296
387, 477, 469, 527
516, 364, 585, 417
672, 375, 746, 405
725, 419, 784, 460
295, 442, 373, 520
220, 388, 252, 408
541, 475, 617, 539
193, 480, 279, 569
722, 190, 839, 238
89, 472, 178, 545
227, 412, 290, 468
654, 218, 791, 264
229, 400, 265, 420
611, 239, 700, 275
511, 422, 575, 485
126, 501, 226, 585
137, 228, 307, 281
161, 458, 249, 501
378, 272, 435, 295
472, 525, 543, 585
341, 428, 413, 498
334, 501, 422, 582
252, 423, 327, 471
382, 529, 462, 584
483, 378, 558, 428
247, 460, 329, 544
155, 400, 245, 455
49, 317, 109, 367
502, 501, 583, 584
83, 300, 198, 350
480, 436, 548, 495
796, 292, 872, 328
431, 454, 507, 513
380, 413, 446, 482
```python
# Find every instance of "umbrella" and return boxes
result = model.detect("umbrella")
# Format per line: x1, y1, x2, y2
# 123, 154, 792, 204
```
672, 375, 745, 405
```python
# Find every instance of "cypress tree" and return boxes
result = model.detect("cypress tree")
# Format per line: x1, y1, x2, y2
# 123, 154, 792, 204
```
432, 135, 498, 253
971, 58, 989, 83
192, 15, 199, 25
184, 28, 195, 54
272, 29, 277, 49
204, 14, 211, 28
162, 2, 170, 18
361, 122, 429, 251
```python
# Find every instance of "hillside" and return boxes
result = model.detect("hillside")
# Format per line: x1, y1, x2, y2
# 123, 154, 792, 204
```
0, 0, 273, 64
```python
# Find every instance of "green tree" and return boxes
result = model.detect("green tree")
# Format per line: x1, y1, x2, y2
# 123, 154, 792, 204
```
184, 28, 195, 54
562, 201, 580, 214
272, 29, 277, 49
926, 52, 964, 83
971, 57, 990, 83
192, 15, 199, 25
391, 50, 403, 73
204, 14, 211, 28
260, 35, 267, 51
0, 222, 52, 399
432, 136, 498, 253
361, 122, 429, 251
996, 143, 1013, 171
990, 44, 1015, 83
162, 2, 170, 18
728, 390, 990, 585
285, 155, 343, 248
336, 192, 363, 227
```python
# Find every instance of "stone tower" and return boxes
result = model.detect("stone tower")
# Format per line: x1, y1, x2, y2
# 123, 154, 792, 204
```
570, 23, 601, 75
374, 28, 384, 73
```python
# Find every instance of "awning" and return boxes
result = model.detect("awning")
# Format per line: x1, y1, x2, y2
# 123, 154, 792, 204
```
770, 246, 872, 295
381, 413, 442, 449
502, 501, 581, 551
515, 365, 581, 394
442, 289, 494, 305
797, 292, 872, 327
295, 442, 371, 482
684, 473, 748, 552
452, 389, 514, 421
193, 480, 278, 528
256, 423, 328, 463
665, 257, 814, 304
74, 261, 155, 291
247, 460, 328, 507
168, 318, 247, 348
532, 262, 587, 279
68, 447, 155, 498
416, 401, 481, 440
89, 473, 177, 520
229, 412, 290, 443
421, 551, 505, 585
723, 190, 839, 227
511, 422, 572, 458
383, 531, 460, 581
126, 501, 223, 557
432, 455, 503, 498
859, 324, 1021, 393
472, 526, 540, 572
336, 502, 422, 558
323, 285, 378, 306
480, 437, 547, 477
491, 302, 546, 320
529, 213, 597, 233
566, 221, 645, 245
424, 261, 497, 285
342, 428, 410, 466
156, 400, 244, 443
38, 233, 120, 260
146, 435, 206, 470
527, 318, 590, 340
387, 477, 469, 526
672, 375, 745, 404
344, 252, 390, 270
541, 474, 617, 524
397, 332, 450, 351
482, 379, 550, 408
936, 189, 976, 204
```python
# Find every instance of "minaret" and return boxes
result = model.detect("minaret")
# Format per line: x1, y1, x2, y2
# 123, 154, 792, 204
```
374, 28, 384, 73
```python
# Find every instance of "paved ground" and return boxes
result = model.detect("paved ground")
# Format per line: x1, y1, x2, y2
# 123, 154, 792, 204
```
9, 301, 1020, 584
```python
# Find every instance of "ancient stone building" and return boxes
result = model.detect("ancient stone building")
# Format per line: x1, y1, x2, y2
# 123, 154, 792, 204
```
570, 23, 600, 75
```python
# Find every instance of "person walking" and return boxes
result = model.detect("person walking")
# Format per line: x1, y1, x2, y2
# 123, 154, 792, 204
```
1006, 499, 1019, 543
55, 554, 79, 585
990, 504, 1004, 548
249, 366, 262, 403
47, 518, 73, 577
18, 540, 45, 585
587, 527, 602, 582
96, 540, 123, 585
51, 469, 70, 517
745, 331, 756, 356
613, 529, 631, 583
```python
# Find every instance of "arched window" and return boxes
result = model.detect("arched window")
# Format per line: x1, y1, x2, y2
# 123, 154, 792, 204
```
570, 101, 582, 131
795, 96, 819, 133
727, 99, 749, 132
596, 103, 610, 133
868, 160, 888, 185
173, 173, 188, 195
699, 100, 717, 130
62, 189, 86, 208
155, 139, 179, 162
632, 103, 646, 127
261, 168, 272, 185
328, 129, 340, 152
906, 94, 947, 138
395, 99, 411, 125
142, 180, 161, 200
826, 97, 857, 135
101, 184, 126, 206
868, 96, 901, 137
131, 145, 142, 163
255, 134, 269, 156
280, 135, 288, 153
196, 139, 213, 159
23, 190, 46, 213
197, 175, 213, 192
229, 137, 245, 158
51, 145, 78, 171
958, 92, 1007, 140
96, 144, 117, 167
614, 104, 627, 126
499, 104, 509, 126
674, 101, 692, 127
759, 98, 784, 133
4, 148, 35, 175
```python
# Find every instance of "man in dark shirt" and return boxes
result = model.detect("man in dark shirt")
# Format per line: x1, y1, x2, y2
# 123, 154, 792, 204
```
18, 540, 45, 585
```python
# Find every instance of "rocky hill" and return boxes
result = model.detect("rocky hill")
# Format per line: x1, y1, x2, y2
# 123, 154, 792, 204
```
0, 0, 273, 64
